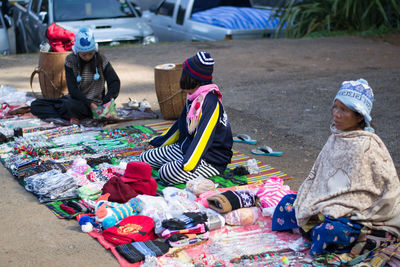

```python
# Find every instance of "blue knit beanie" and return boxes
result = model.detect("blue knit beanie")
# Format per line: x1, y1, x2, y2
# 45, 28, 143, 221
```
73, 26, 97, 53
183, 51, 214, 82
334, 78, 374, 132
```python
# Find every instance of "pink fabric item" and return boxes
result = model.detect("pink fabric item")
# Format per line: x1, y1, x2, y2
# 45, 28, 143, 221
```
256, 176, 296, 208
161, 223, 207, 239
196, 190, 219, 208
186, 84, 222, 134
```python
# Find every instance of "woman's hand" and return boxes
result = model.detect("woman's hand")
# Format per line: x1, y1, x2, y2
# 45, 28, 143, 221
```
91, 103, 104, 118
90, 103, 98, 110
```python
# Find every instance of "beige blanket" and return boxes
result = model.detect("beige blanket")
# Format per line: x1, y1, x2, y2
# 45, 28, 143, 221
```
295, 128, 400, 237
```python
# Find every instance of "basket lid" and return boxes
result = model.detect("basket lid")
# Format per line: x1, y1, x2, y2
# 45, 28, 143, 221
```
155, 63, 179, 70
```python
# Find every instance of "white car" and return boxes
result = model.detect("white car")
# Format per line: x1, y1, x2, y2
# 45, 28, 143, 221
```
13, 0, 157, 53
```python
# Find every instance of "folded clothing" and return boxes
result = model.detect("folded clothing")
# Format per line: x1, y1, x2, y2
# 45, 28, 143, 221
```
102, 215, 157, 246
207, 190, 259, 214
65, 200, 89, 213
161, 211, 208, 230
116, 240, 170, 263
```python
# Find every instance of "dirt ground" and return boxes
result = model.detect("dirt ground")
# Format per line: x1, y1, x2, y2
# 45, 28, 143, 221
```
0, 34, 399, 266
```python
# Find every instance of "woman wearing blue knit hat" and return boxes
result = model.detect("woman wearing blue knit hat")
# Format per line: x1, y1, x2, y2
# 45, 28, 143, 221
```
272, 79, 400, 257
30, 26, 120, 123
139, 51, 233, 185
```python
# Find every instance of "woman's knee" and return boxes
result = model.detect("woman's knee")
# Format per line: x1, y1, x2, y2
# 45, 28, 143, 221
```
158, 162, 188, 185
138, 151, 147, 162
158, 164, 173, 183
139, 149, 163, 169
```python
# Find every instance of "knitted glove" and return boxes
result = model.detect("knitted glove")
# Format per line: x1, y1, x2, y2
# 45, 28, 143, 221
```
207, 190, 259, 214
162, 211, 208, 230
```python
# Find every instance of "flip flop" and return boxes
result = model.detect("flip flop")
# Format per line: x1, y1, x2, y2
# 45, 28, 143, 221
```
233, 134, 257, 145
251, 145, 283, 157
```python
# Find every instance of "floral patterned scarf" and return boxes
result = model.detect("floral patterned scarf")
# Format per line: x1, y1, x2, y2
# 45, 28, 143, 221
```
186, 84, 222, 134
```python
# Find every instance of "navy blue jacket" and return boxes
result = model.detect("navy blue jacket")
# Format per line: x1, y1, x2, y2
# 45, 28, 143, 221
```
150, 92, 233, 173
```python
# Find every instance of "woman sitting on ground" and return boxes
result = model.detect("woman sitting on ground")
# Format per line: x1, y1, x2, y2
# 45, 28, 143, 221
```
273, 79, 400, 256
30, 26, 120, 123
140, 51, 233, 185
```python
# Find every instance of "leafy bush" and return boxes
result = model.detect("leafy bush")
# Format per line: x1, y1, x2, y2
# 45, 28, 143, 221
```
274, 0, 400, 37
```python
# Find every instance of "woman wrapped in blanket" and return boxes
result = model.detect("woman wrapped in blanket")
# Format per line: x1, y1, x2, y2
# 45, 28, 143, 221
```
272, 79, 400, 256
139, 51, 233, 185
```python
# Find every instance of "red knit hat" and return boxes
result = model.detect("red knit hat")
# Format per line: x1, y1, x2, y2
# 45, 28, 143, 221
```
120, 161, 157, 196
101, 176, 138, 203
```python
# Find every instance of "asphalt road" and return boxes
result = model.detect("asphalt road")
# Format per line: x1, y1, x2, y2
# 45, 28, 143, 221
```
0, 34, 399, 266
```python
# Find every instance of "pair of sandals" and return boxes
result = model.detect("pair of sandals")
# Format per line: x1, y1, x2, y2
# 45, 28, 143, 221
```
233, 134, 283, 157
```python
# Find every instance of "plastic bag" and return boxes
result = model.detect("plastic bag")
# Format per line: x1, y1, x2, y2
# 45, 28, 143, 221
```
205, 208, 225, 230
165, 196, 204, 217
162, 187, 196, 202
136, 195, 172, 235
186, 175, 216, 196
223, 207, 260, 226
25, 169, 79, 203
247, 158, 259, 174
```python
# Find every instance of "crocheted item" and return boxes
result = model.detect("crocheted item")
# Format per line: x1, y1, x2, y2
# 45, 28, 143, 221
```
95, 193, 143, 229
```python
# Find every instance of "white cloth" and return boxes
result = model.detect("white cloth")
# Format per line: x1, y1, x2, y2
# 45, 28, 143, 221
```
295, 127, 400, 237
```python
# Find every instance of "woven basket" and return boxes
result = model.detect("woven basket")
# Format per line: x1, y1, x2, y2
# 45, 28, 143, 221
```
30, 51, 69, 98
154, 63, 186, 120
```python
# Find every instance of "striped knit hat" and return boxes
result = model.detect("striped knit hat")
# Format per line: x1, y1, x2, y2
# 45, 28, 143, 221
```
183, 51, 214, 82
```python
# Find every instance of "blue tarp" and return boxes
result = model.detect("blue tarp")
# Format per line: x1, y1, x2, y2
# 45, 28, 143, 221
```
191, 6, 280, 30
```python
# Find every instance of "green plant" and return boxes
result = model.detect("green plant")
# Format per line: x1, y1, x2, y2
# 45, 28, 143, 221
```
274, 0, 400, 38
